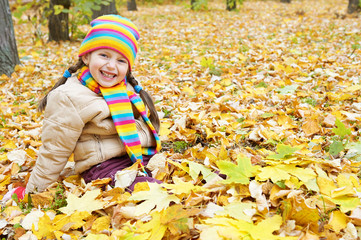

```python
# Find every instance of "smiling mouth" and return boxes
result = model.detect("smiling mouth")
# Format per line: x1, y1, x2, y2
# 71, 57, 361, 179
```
101, 71, 116, 79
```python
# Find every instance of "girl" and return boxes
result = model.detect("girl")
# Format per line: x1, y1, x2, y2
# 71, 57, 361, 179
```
8, 15, 161, 199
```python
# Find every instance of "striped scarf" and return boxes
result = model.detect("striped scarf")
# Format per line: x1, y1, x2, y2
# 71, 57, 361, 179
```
78, 66, 161, 169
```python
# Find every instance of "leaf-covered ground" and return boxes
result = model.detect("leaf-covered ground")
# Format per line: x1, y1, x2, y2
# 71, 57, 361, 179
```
1, 0, 361, 239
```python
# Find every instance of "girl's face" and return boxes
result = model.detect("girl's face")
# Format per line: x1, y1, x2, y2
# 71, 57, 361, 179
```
82, 49, 129, 88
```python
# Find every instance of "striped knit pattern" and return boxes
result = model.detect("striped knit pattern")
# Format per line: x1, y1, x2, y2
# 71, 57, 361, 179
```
129, 93, 161, 155
78, 15, 139, 70
78, 66, 161, 166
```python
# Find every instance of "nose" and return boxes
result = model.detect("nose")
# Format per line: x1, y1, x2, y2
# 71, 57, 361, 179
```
107, 58, 116, 69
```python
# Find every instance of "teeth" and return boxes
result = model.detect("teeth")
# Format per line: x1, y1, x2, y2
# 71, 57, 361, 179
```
102, 71, 115, 78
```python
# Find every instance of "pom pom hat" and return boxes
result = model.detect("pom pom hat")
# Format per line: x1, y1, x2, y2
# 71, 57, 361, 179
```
78, 15, 140, 71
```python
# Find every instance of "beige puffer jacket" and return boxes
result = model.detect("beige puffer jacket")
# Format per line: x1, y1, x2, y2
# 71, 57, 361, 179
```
26, 76, 156, 193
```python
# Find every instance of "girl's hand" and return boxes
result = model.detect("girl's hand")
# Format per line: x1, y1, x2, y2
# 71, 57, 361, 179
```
2, 187, 26, 202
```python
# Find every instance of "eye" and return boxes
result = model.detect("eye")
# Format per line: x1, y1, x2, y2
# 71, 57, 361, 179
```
117, 59, 127, 64
99, 53, 108, 58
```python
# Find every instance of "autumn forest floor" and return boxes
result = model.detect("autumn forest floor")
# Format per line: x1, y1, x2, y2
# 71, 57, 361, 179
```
1, 0, 361, 239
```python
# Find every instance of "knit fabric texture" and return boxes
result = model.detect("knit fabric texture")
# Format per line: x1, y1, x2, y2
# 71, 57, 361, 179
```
78, 66, 161, 168
78, 15, 139, 70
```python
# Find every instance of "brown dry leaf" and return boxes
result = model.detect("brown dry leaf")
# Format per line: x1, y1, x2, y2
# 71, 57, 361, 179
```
302, 118, 322, 136
31, 191, 54, 208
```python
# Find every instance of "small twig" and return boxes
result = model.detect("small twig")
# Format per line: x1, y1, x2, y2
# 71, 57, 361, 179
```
348, 48, 356, 58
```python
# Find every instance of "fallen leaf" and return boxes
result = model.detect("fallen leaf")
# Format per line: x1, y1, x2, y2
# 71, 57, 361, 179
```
59, 189, 105, 215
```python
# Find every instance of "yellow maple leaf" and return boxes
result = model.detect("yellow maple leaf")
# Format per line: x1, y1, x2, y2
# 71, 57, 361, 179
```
91, 216, 111, 233
317, 177, 337, 196
317, 175, 360, 213
0, 175, 11, 192
182, 86, 195, 96
328, 196, 361, 213
3, 140, 16, 150
164, 177, 208, 195
53, 211, 91, 231
343, 84, 361, 92
129, 182, 180, 216
137, 211, 167, 240
32, 213, 56, 239
137, 205, 199, 239
290, 202, 320, 232
59, 189, 105, 215
203, 215, 297, 240
331, 173, 356, 198
217, 201, 256, 222
257, 165, 291, 182
0, 153, 7, 163
159, 121, 172, 137
327, 210, 347, 234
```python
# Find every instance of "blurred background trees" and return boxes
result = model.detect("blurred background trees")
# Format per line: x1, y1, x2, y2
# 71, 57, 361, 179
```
7, 0, 361, 45
0, 0, 20, 76
348, 0, 361, 13
48, 0, 70, 41
127, 0, 137, 11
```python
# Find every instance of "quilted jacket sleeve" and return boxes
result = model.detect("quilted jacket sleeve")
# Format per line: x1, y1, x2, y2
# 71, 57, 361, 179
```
26, 90, 84, 193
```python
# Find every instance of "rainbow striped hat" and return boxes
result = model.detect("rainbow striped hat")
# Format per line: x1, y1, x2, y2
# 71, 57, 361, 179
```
78, 15, 139, 70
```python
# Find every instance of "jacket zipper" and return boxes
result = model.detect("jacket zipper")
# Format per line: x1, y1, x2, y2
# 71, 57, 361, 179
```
94, 135, 103, 161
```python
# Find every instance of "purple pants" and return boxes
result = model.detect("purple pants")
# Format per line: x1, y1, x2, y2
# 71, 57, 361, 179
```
81, 155, 161, 192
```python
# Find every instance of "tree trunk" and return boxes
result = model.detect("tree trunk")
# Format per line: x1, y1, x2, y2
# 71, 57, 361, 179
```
48, 0, 70, 42
0, 0, 20, 77
127, 0, 137, 11
347, 0, 360, 14
191, 0, 196, 10
92, 0, 118, 19
226, 0, 237, 11
281, 0, 291, 3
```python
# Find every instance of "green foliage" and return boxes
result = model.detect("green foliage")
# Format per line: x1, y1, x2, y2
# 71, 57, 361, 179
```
173, 141, 189, 153
200, 57, 214, 68
239, 44, 249, 53
332, 119, 351, 139
226, 0, 244, 11
56, 0, 112, 40
13, 223, 22, 229
328, 119, 351, 157
162, 108, 172, 118
236, 117, 245, 123
44, 184, 67, 212
12, 0, 112, 41
275, 181, 286, 189
350, 34, 361, 56
217, 156, 256, 184
200, 57, 222, 76
345, 142, 361, 161
256, 81, 268, 88
268, 144, 300, 160
137, 0, 168, 5
12, 0, 50, 44
303, 97, 317, 107
11, 192, 32, 213
328, 140, 344, 156
261, 112, 274, 119
276, 85, 298, 95
191, 0, 208, 11
352, 43, 361, 51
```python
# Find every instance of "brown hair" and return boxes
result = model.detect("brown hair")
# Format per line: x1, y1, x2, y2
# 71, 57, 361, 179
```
38, 59, 160, 133
38, 59, 84, 112
126, 72, 160, 133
